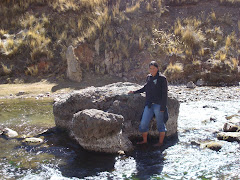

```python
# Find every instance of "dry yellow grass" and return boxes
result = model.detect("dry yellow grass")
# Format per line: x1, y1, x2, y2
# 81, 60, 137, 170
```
220, 0, 240, 4
164, 62, 184, 82
1, 63, 12, 75
164, 62, 183, 74
231, 58, 238, 68
25, 65, 39, 76
0, 81, 57, 97
210, 11, 217, 21
126, 1, 141, 13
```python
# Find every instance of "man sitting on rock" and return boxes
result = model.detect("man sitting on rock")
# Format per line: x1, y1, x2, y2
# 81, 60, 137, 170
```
129, 61, 168, 147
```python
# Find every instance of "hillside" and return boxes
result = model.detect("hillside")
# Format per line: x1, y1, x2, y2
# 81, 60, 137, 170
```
0, 0, 240, 85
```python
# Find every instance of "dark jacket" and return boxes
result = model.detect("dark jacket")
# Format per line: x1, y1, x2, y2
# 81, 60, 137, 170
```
134, 72, 168, 111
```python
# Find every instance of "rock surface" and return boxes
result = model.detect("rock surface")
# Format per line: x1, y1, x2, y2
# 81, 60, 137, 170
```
223, 115, 240, 132
66, 45, 82, 82
217, 132, 240, 142
2, 128, 18, 138
53, 82, 180, 153
223, 122, 240, 132
201, 141, 225, 151
23, 137, 44, 144
186, 81, 196, 89
72, 109, 133, 153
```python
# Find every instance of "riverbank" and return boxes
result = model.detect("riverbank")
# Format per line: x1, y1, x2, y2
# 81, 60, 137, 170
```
1, 80, 240, 179
1, 79, 240, 102
0, 75, 124, 100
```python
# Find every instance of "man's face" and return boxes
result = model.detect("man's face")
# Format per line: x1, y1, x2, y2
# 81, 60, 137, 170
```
149, 65, 158, 76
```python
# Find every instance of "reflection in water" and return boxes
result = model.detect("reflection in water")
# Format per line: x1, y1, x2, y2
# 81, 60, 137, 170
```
0, 99, 240, 179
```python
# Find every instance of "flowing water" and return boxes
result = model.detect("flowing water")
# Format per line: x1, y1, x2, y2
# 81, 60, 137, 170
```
0, 98, 239, 180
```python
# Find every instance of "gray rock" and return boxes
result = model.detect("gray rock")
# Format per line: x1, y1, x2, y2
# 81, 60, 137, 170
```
23, 137, 43, 143
66, 45, 82, 82
16, 91, 25, 96
72, 109, 133, 153
200, 141, 224, 151
223, 123, 240, 132
217, 132, 240, 142
53, 82, 180, 153
2, 128, 18, 138
196, 79, 204, 86
186, 81, 196, 89
223, 116, 240, 132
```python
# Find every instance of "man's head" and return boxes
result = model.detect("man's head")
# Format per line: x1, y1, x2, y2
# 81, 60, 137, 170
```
149, 61, 159, 76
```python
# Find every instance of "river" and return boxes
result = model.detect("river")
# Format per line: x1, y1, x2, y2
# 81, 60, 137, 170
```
0, 96, 239, 179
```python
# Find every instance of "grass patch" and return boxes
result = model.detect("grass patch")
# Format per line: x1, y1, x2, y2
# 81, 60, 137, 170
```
0, 81, 57, 97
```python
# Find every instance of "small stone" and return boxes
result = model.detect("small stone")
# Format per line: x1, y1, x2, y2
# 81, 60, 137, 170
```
191, 141, 201, 146
196, 79, 204, 86
223, 122, 239, 132
205, 141, 224, 151
23, 137, 43, 143
210, 117, 217, 122
217, 132, 240, 142
2, 128, 18, 138
118, 150, 125, 155
16, 91, 25, 96
186, 81, 196, 89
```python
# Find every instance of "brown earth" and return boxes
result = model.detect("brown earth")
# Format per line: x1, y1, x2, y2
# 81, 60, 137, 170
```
0, 0, 240, 85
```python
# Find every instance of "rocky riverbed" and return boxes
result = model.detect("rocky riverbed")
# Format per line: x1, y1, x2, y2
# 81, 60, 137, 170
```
0, 83, 240, 179
168, 85, 240, 102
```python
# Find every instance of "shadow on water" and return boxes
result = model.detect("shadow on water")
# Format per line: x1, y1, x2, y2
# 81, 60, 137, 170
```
129, 135, 179, 179
37, 128, 179, 179
37, 128, 117, 179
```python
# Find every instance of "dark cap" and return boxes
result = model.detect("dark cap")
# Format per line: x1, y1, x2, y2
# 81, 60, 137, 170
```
149, 61, 159, 68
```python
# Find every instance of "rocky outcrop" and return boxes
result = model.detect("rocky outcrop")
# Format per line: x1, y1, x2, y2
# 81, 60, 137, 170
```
53, 82, 180, 153
66, 45, 82, 82
74, 43, 94, 71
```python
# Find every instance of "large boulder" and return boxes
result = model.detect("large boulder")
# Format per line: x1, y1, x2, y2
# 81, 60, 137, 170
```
53, 82, 180, 153
72, 109, 133, 153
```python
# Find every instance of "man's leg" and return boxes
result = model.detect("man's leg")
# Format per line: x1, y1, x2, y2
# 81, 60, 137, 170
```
137, 106, 154, 144
153, 104, 166, 147
137, 132, 148, 144
154, 131, 165, 147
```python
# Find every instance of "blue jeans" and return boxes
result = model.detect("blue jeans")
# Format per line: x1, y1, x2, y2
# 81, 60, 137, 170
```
139, 104, 167, 132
